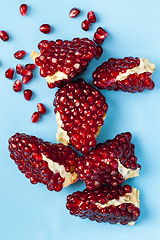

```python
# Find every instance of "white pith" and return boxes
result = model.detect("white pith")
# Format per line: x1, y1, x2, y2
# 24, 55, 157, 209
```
96, 187, 140, 226
115, 57, 155, 81
118, 160, 140, 179
31, 50, 68, 83
42, 154, 77, 187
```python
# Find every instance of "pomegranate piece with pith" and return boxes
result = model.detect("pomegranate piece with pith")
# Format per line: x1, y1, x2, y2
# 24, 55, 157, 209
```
5, 68, 14, 79
8, 133, 78, 191
14, 50, 26, 60
37, 103, 46, 114
53, 78, 108, 154
66, 184, 140, 225
75, 132, 141, 190
93, 27, 109, 45
0, 30, 9, 42
20, 4, 28, 16
39, 24, 51, 34
92, 57, 155, 92
23, 89, 33, 101
13, 80, 22, 92
31, 37, 96, 88
69, 8, 80, 18
81, 19, 91, 31
87, 11, 97, 23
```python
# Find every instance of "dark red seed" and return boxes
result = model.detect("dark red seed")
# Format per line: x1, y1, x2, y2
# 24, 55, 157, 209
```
20, 4, 28, 16
16, 64, 24, 74
81, 19, 91, 31
37, 103, 46, 114
31, 112, 40, 123
24, 63, 36, 71
13, 80, 23, 92
22, 75, 33, 84
69, 8, 81, 18
39, 24, 51, 34
14, 50, 26, 60
23, 89, 33, 101
5, 68, 14, 79
93, 27, 109, 44
0, 30, 9, 41
95, 45, 103, 59
87, 11, 97, 23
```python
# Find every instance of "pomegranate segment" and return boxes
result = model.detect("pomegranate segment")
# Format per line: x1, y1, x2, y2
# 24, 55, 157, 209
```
92, 57, 155, 92
8, 133, 78, 191
75, 132, 141, 190
5, 68, 14, 79
20, 4, 28, 16
69, 7, 81, 18
13, 80, 23, 92
66, 185, 140, 225
14, 50, 26, 60
39, 24, 51, 34
31, 112, 40, 123
87, 11, 97, 23
0, 30, 9, 41
81, 19, 91, 31
37, 103, 46, 114
23, 89, 33, 101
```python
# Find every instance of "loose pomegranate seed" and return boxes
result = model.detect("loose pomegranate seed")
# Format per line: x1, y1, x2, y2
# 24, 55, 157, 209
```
37, 103, 46, 114
16, 64, 24, 74
14, 50, 26, 60
69, 7, 81, 18
0, 30, 9, 41
81, 19, 91, 31
22, 76, 33, 84
5, 68, 14, 79
21, 68, 33, 84
93, 27, 109, 44
24, 63, 36, 71
87, 11, 97, 23
95, 45, 103, 59
39, 24, 51, 34
20, 4, 28, 16
13, 80, 23, 92
31, 112, 40, 123
23, 89, 33, 101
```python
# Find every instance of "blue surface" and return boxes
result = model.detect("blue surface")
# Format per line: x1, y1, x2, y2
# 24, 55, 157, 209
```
0, 0, 160, 239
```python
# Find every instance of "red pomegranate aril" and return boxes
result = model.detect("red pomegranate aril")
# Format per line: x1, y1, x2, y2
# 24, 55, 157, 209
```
95, 45, 103, 59
31, 112, 40, 123
97, 27, 109, 37
14, 50, 26, 60
87, 11, 97, 23
20, 4, 28, 16
23, 89, 33, 101
24, 63, 36, 71
13, 80, 23, 92
37, 103, 46, 114
81, 19, 91, 31
93, 27, 109, 45
22, 75, 32, 84
5, 68, 14, 79
0, 30, 9, 41
69, 7, 81, 18
16, 64, 24, 74
39, 24, 51, 34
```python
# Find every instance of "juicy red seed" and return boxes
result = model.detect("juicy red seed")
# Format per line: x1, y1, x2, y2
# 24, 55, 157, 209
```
81, 19, 91, 31
21, 68, 33, 77
22, 75, 33, 84
20, 4, 28, 16
95, 45, 103, 59
39, 24, 51, 34
23, 89, 33, 101
13, 80, 23, 92
16, 64, 24, 74
69, 7, 81, 18
37, 103, 46, 114
31, 112, 40, 123
97, 27, 109, 37
14, 50, 26, 60
87, 11, 97, 23
5, 68, 14, 79
24, 63, 36, 71
0, 30, 9, 41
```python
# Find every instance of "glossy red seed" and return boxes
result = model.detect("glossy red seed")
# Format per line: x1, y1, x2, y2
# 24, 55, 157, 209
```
16, 64, 24, 74
0, 30, 9, 41
23, 89, 33, 101
14, 50, 26, 59
22, 76, 33, 84
13, 80, 23, 92
31, 112, 40, 123
81, 19, 91, 31
37, 103, 46, 114
20, 4, 28, 16
93, 27, 109, 45
5, 68, 14, 79
69, 7, 81, 18
95, 45, 103, 59
24, 63, 36, 71
39, 24, 51, 34
87, 11, 97, 23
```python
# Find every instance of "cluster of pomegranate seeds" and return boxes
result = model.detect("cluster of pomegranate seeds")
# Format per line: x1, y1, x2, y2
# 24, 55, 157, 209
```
20, 4, 28, 16
39, 24, 51, 34
69, 8, 81, 18
5, 68, 14, 79
34, 38, 96, 87
14, 50, 26, 60
13, 80, 23, 92
0, 30, 9, 42
23, 89, 33, 101
53, 78, 108, 153
8, 133, 78, 191
87, 11, 97, 23
37, 103, 46, 114
93, 27, 109, 44
92, 57, 155, 92
66, 184, 140, 225
75, 132, 141, 190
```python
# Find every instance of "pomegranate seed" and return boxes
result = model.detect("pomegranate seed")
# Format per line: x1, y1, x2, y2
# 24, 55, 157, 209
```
21, 68, 33, 77
81, 19, 91, 31
39, 24, 51, 34
22, 75, 33, 84
24, 63, 36, 71
97, 27, 109, 37
16, 64, 24, 74
0, 30, 9, 41
5, 68, 14, 79
37, 103, 46, 114
95, 45, 103, 59
87, 11, 96, 23
69, 8, 80, 18
13, 80, 23, 92
93, 27, 109, 44
31, 112, 40, 123
20, 4, 28, 16
23, 89, 33, 101
14, 50, 26, 60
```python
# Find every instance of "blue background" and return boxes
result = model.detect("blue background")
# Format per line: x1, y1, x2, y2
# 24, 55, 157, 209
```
0, 0, 160, 239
